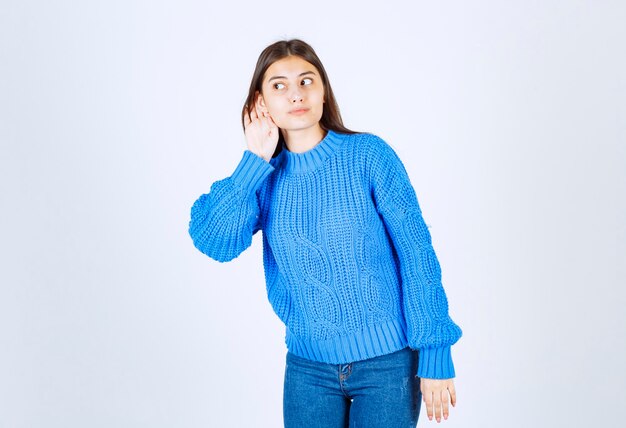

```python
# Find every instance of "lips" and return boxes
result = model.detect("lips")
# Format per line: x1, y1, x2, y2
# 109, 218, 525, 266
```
289, 108, 310, 115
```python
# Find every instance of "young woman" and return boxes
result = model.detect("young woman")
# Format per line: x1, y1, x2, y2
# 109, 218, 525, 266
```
189, 39, 463, 427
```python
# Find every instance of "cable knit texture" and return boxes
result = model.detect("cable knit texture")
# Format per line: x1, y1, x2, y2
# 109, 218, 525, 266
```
189, 130, 462, 379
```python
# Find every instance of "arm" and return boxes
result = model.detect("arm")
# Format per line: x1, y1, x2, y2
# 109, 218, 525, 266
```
189, 91, 280, 261
188, 150, 274, 262
367, 136, 462, 379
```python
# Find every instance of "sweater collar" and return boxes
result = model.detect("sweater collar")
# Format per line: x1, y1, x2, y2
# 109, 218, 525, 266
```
273, 129, 344, 174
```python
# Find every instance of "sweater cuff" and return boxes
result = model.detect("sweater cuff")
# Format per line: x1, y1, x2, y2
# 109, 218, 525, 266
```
230, 150, 275, 195
417, 345, 456, 379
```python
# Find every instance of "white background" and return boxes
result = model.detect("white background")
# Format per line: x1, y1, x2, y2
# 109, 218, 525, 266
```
1, 1, 625, 427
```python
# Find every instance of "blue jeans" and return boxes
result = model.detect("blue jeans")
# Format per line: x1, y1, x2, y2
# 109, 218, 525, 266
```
283, 346, 422, 428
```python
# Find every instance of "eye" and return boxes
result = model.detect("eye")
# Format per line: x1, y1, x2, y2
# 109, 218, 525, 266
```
301, 78, 313, 86
273, 82, 285, 90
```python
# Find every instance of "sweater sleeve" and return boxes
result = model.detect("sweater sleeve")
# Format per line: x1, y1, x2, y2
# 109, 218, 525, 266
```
367, 136, 462, 379
188, 150, 275, 262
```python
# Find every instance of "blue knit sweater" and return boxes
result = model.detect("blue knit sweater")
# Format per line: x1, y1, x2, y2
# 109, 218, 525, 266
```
189, 130, 462, 379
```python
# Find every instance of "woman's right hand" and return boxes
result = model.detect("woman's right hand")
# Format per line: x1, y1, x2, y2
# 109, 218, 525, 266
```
243, 95, 279, 162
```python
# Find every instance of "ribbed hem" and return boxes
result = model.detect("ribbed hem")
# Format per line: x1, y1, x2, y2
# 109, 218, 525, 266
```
230, 150, 275, 194
417, 345, 455, 379
285, 318, 408, 364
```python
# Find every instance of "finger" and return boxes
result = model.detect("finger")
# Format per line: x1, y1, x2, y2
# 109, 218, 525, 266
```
266, 111, 276, 124
434, 389, 442, 422
250, 104, 258, 120
449, 382, 457, 407
255, 103, 265, 122
265, 113, 278, 133
260, 114, 270, 134
423, 390, 433, 421
442, 388, 450, 420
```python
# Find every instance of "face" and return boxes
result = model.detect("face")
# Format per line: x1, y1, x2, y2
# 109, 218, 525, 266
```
257, 56, 325, 133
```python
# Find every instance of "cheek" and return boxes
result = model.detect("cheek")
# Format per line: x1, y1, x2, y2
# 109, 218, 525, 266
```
265, 98, 283, 115
313, 90, 325, 106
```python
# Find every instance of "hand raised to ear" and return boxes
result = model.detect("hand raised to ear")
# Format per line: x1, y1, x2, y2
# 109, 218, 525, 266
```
243, 95, 279, 162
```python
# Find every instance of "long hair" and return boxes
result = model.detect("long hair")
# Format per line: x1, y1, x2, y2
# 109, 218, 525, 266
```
241, 39, 358, 158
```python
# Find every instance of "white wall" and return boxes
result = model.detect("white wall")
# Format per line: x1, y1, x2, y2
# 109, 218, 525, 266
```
1, 1, 624, 427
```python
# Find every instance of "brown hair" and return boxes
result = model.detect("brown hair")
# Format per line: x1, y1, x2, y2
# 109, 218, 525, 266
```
241, 39, 358, 158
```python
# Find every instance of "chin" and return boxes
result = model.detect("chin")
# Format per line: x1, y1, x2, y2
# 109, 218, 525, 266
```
280, 117, 323, 131
278, 122, 317, 132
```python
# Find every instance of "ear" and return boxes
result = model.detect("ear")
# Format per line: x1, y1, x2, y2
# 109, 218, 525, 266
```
256, 91, 267, 110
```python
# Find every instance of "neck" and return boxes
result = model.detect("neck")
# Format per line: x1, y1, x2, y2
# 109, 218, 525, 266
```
282, 125, 326, 153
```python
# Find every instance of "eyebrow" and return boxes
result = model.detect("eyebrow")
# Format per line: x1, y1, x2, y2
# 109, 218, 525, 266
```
267, 71, 317, 82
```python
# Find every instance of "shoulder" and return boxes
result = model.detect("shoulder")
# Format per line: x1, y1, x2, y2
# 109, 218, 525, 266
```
341, 131, 387, 149
336, 131, 401, 163
345, 132, 406, 175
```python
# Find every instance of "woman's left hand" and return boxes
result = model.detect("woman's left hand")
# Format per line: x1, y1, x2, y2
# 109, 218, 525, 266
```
420, 377, 457, 422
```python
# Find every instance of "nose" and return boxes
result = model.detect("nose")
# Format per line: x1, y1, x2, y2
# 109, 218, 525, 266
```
290, 88, 303, 103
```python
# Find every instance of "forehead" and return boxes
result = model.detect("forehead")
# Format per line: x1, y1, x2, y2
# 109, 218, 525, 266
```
264, 56, 319, 81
